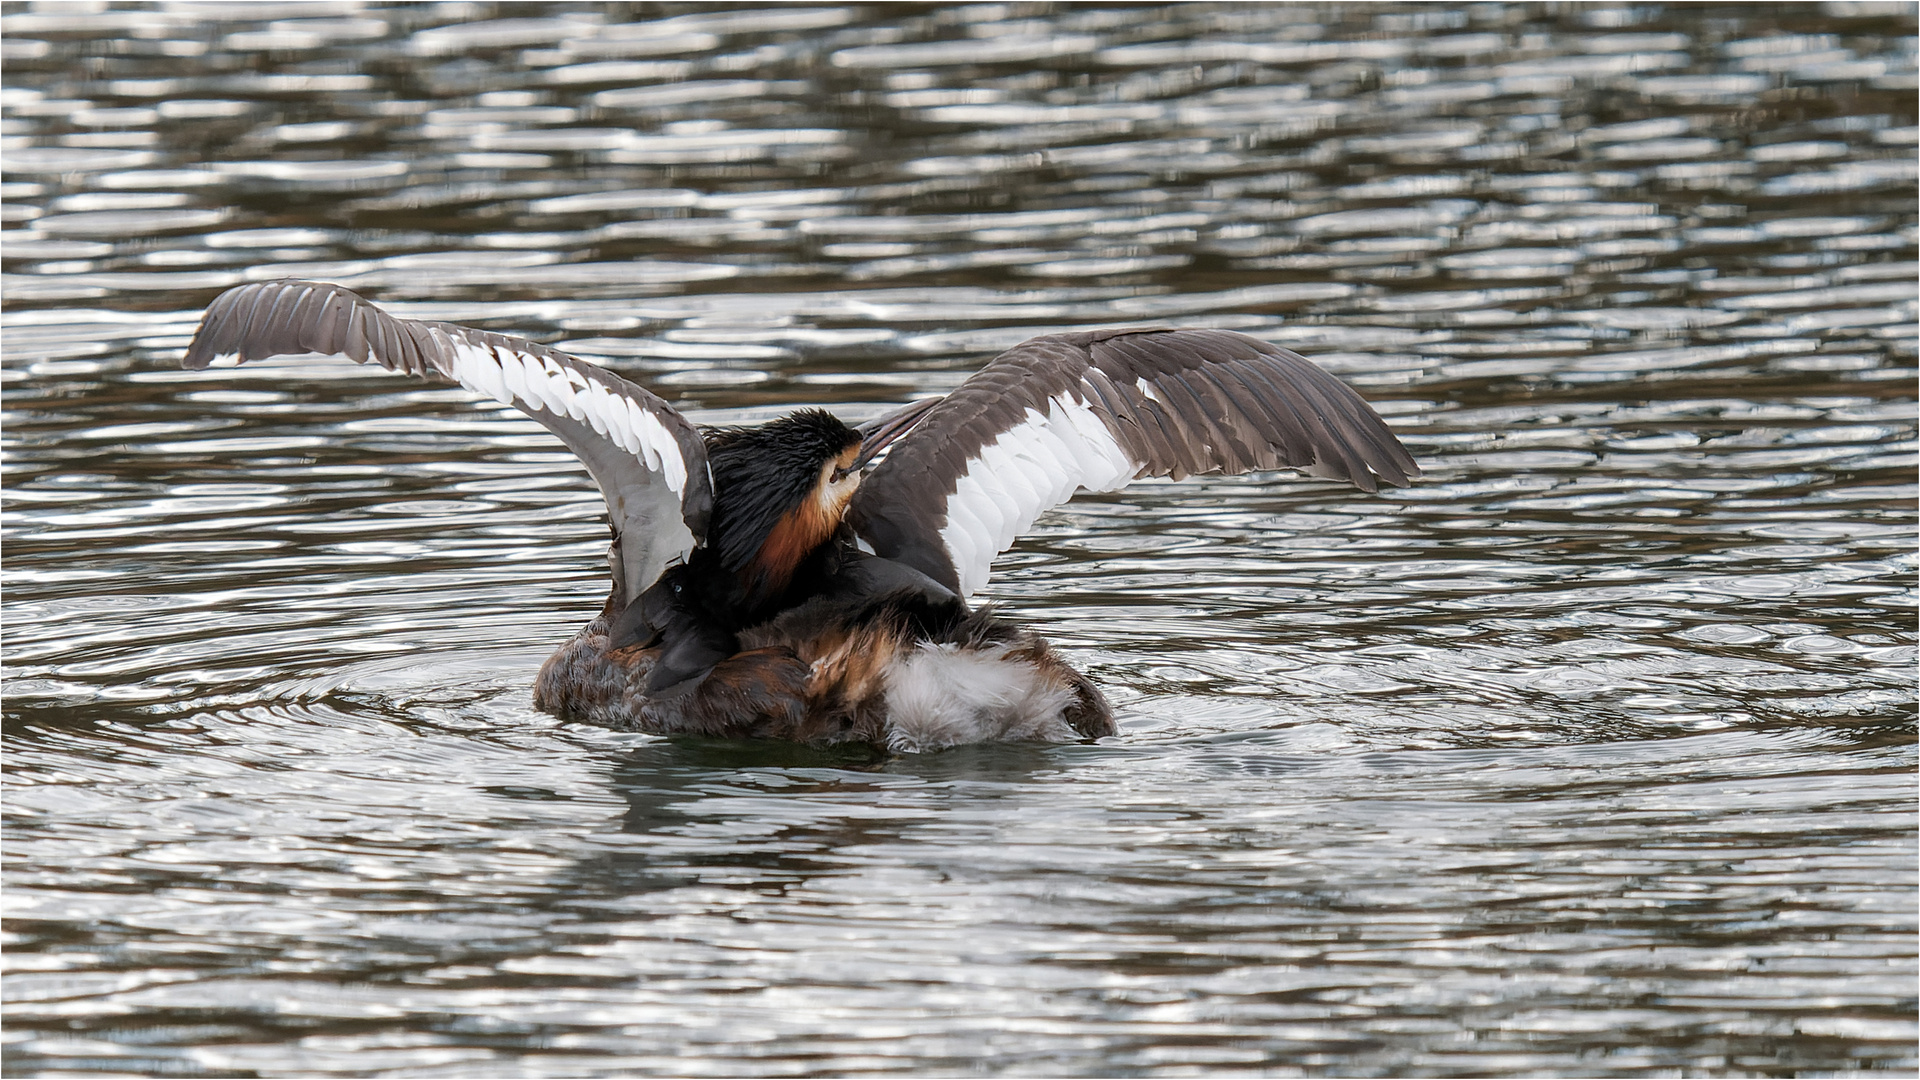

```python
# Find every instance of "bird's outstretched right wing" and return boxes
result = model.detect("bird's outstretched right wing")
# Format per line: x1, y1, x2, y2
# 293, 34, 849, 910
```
184, 279, 712, 605
847, 327, 1418, 598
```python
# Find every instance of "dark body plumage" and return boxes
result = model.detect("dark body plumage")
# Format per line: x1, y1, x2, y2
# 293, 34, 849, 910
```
536, 551, 1111, 744
183, 280, 1418, 752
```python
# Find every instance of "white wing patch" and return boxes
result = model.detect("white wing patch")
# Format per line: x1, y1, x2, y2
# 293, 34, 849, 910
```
438, 337, 688, 495
938, 390, 1137, 597
423, 336, 699, 598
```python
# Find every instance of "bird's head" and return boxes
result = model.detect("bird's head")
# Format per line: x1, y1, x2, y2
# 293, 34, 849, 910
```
704, 408, 911, 601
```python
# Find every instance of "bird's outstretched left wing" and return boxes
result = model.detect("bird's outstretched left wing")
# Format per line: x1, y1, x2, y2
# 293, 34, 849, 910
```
184, 280, 712, 604
847, 327, 1418, 598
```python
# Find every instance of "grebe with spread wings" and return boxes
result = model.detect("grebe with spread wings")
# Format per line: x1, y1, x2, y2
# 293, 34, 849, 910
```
185, 280, 1417, 751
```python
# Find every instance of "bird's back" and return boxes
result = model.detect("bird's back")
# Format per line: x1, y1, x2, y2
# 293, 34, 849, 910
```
536, 544, 1114, 749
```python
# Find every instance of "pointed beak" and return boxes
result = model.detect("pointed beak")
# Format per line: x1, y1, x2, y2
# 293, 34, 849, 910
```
840, 397, 940, 479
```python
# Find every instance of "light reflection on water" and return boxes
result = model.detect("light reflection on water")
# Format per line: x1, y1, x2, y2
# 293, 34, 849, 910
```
2, 3, 1915, 1076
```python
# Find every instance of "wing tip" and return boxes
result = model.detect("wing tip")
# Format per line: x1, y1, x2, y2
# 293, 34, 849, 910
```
183, 278, 368, 371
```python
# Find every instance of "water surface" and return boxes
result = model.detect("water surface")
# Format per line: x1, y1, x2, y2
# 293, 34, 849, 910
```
3, 4, 1916, 1076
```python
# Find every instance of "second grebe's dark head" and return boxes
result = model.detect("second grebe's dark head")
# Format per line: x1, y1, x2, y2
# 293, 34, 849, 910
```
703, 409, 870, 600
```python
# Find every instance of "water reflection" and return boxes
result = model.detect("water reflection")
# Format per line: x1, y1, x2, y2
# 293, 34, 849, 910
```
4, 2, 1916, 1076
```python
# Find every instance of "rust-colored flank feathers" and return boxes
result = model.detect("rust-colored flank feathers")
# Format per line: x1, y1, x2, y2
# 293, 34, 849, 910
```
181, 279, 1420, 751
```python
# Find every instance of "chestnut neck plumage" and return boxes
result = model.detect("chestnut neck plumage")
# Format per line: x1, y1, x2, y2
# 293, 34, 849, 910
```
616, 405, 943, 695
701, 408, 865, 612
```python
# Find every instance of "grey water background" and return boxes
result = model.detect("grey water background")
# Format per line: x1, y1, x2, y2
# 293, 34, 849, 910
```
2, 3, 1916, 1076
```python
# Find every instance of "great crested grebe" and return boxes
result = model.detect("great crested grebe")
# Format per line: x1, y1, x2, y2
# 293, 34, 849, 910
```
185, 280, 1418, 751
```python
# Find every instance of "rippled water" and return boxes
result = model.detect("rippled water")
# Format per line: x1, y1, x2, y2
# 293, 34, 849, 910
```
4, 4, 1917, 1076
